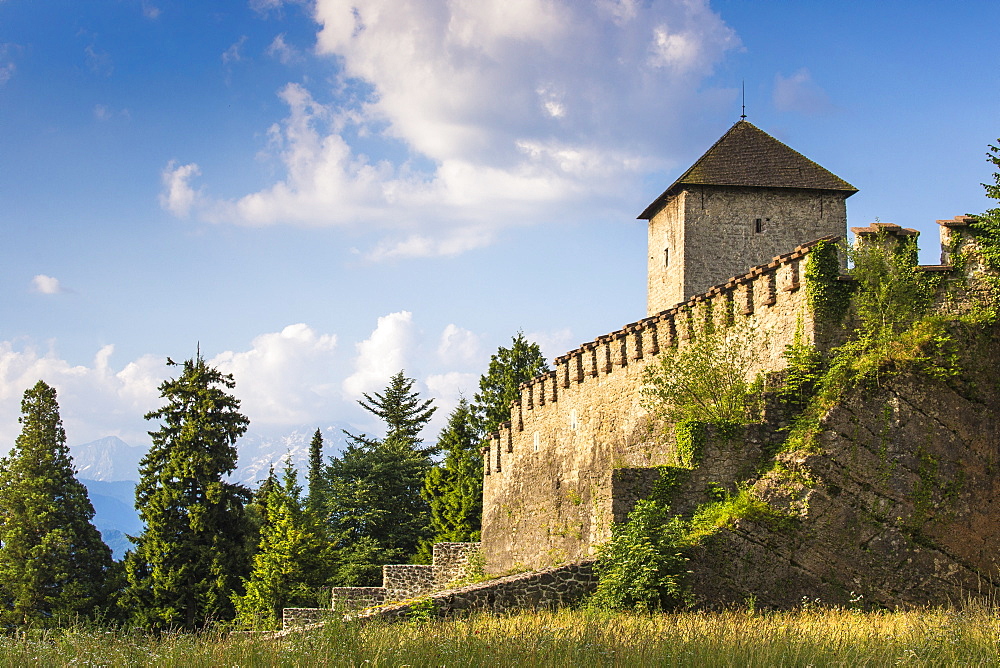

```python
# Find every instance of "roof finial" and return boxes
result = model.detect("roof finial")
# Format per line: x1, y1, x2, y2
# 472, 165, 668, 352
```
741, 81, 747, 120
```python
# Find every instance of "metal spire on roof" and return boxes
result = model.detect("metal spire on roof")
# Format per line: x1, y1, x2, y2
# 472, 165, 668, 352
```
741, 81, 747, 120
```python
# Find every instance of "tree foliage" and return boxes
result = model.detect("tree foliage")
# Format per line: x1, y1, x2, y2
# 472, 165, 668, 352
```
473, 332, 549, 435
324, 371, 436, 584
641, 324, 763, 426
592, 499, 689, 611
420, 399, 483, 559
234, 464, 324, 629
305, 428, 327, 521
357, 371, 436, 453
0, 381, 113, 626
847, 231, 933, 344
124, 355, 251, 630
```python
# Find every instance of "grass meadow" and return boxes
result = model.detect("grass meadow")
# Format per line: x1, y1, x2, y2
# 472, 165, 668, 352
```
1, 605, 999, 666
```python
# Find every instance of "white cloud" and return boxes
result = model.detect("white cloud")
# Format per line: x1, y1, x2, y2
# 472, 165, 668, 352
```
159, 161, 202, 217
222, 36, 248, 66
0, 317, 485, 455
426, 370, 479, 418
141, 1, 161, 19
266, 34, 299, 64
31, 274, 64, 295
84, 45, 113, 77
342, 311, 415, 398
437, 324, 480, 366
0, 62, 13, 86
164, 0, 741, 258
524, 327, 574, 364
211, 323, 338, 425
773, 68, 834, 115
0, 342, 169, 449
251, 0, 287, 15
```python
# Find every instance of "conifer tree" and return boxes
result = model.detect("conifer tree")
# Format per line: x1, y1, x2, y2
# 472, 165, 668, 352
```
123, 354, 251, 630
0, 381, 113, 626
234, 463, 324, 629
420, 398, 483, 558
306, 428, 326, 520
473, 332, 549, 435
357, 371, 436, 453
325, 371, 436, 582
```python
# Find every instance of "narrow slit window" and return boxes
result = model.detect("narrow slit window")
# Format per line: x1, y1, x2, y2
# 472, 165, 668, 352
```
664, 247, 669, 267
754, 218, 763, 233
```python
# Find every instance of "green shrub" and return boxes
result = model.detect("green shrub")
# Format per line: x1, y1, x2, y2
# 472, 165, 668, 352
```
591, 499, 689, 611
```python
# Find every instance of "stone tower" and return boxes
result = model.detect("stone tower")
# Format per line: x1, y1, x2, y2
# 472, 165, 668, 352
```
639, 120, 857, 315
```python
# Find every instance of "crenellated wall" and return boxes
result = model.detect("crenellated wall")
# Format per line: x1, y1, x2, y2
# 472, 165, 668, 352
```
480, 236, 843, 574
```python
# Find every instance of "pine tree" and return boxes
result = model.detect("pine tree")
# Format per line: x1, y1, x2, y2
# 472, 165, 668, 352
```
357, 371, 436, 453
325, 371, 436, 582
420, 398, 483, 559
306, 428, 326, 520
0, 381, 113, 626
234, 463, 324, 629
473, 332, 549, 435
123, 354, 251, 630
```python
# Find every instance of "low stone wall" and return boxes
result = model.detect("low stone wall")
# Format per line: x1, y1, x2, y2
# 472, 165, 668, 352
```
353, 560, 597, 622
433, 542, 480, 585
328, 587, 386, 612
329, 542, 480, 612
282, 607, 339, 628
382, 564, 436, 600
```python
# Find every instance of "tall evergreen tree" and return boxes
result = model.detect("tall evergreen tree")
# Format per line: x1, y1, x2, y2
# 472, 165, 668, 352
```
324, 371, 436, 583
356, 371, 436, 452
473, 332, 549, 435
420, 398, 483, 558
0, 381, 113, 626
306, 428, 326, 520
123, 354, 251, 630
234, 463, 324, 629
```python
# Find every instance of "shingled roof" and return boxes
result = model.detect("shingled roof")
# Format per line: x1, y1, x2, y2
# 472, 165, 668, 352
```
638, 120, 857, 220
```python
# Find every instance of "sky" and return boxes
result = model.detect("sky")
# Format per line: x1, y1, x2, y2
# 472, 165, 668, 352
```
1, 0, 998, 457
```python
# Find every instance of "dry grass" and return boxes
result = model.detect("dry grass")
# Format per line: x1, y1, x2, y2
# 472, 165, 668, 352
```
1, 605, 999, 666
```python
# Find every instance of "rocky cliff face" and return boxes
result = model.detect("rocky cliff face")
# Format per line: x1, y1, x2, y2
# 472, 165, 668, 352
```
688, 324, 1000, 609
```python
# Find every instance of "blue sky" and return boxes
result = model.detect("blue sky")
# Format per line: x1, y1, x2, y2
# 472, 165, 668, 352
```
1, 0, 998, 452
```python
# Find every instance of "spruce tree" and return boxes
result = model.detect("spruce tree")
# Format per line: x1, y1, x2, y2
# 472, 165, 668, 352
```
473, 332, 549, 434
123, 354, 251, 630
325, 371, 436, 582
357, 371, 436, 453
234, 463, 323, 629
420, 398, 483, 558
306, 428, 326, 520
0, 381, 113, 626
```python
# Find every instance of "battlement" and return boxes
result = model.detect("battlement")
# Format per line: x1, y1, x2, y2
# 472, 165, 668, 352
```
482, 236, 837, 479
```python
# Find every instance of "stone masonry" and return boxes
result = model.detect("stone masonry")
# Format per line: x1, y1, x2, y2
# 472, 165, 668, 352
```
330, 542, 479, 612
480, 238, 837, 573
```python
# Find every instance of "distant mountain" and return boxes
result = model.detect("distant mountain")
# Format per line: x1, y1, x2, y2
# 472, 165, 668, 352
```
73, 425, 353, 559
71, 426, 352, 488
230, 425, 350, 487
72, 436, 146, 482
80, 478, 141, 561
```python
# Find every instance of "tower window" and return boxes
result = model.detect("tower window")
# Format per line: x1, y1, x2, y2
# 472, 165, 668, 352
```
754, 218, 763, 233
664, 248, 669, 267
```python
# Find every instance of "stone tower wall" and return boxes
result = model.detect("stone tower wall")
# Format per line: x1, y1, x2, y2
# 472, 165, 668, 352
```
647, 186, 848, 315
482, 239, 835, 574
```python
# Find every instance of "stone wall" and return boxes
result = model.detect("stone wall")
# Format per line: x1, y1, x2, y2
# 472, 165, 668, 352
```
481, 238, 833, 574
687, 324, 1000, 608
351, 561, 597, 623
282, 607, 339, 629
330, 542, 479, 612
647, 186, 848, 314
